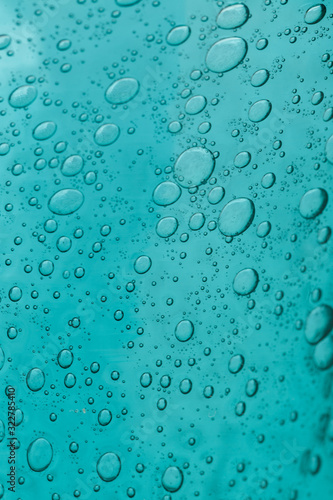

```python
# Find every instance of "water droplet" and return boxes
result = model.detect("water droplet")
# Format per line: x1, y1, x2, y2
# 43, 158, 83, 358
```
234, 151, 251, 168
156, 216, 178, 238
185, 95, 207, 115
304, 4, 326, 24
228, 354, 245, 374
162, 466, 183, 493
248, 99, 272, 122
206, 37, 247, 73
0, 35, 11, 50
311, 91, 324, 105
105, 78, 140, 105
216, 3, 249, 29
208, 186, 225, 204
218, 198, 255, 236
179, 378, 192, 394
175, 320, 194, 342
256, 221, 271, 238
246, 379, 258, 397
140, 372, 152, 388
317, 226, 331, 244
251, 69, 269, 87
26, 368, 45, 392
9, 85, 37, 108
57, 349, 73, 368
97, 452, 121, 482
134, 255, 152, 274
299, 188, 328, 219
313, 335, 333, 370
27, 438, 53, 472
261, 172, 276, 189
61, 155, 84, 177
32, 121, 57, 141
94, 123, 120, 146
153, 181, 181, 206
98, 409, 112, 426
174, 147, 215, 188
48, 189, 84, 215
189, 212, 205, 231
233, 268, 259, 295
8, 286, 22, 302
166, 25, 191, 46
305, 305, 333, 344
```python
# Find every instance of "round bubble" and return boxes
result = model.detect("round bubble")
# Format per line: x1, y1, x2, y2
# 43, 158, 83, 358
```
206, 37, 247, 73
94, 124, 120, 146
48, 189, 84, 215
233, 268, 259, 295
251, 69, 269, 87
185, 95, 207, 115
174, 147, 215, 188
305, 305, 333, 344
216, 3, 249, 29
299, 188, 328, 219
134, 255, 152, 274
27, 438, 53, 472
304, 4, 326, 24
9, 85, 37, 108
313, 335, 333, 370
248, 99, 272, 122
105, 78, 140, 105
156, 217, 178, 238
98, 409, 112, 426
96, 452, 121, 482
153, 181, 181, 206
166, 25, 191, 46
33, 121, 57, 141
234, 151, 251, 168
175, 320, 194, 342
189, 212, 205, 231
57, 349, 73, 369
61, 155, 84, 177
162, 466, 184, 493
218, 198, 255, 236
26, 368, 45, 392
228, 354, 245, 374
208, 186, 225, 204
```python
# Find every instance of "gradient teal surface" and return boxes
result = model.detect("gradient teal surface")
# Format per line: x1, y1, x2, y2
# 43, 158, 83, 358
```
0, 0, 333, 499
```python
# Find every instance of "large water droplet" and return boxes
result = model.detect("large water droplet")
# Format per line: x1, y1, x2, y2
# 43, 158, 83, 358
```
174, 147, 215, 188
156, 216, 178, 238
313, 335, 333, 370
166, 25, 191, 46
94, 123, 120, 146
304, 4, 326, 24
233, 268, 259, 295
162, 466, 184, 493
26, 368, 45, 392
248, 99, 272, 122
48, 189, 84, 215
175, 320, 194, 342
9, 85, 37, 108
251, 69, 269, 87
134, 255, 152, 274
185, 95, 207, 115
32, 121, 57, 141
218, 198, 255, 236
228, 354, 245, 374
206, 37, 247, 73
216, 3, 249, 29
61, 155, 84, 177
105, 78, 140, 105
0, 35, 11, 50
153, 181, 181, 206
96, 452, 121, 482
305, 305, 333, 344
27, 438, 53, 472
299, 188, 328, 219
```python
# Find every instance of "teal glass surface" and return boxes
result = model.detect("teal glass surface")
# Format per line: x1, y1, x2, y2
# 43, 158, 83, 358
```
0, 0, 333, 499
